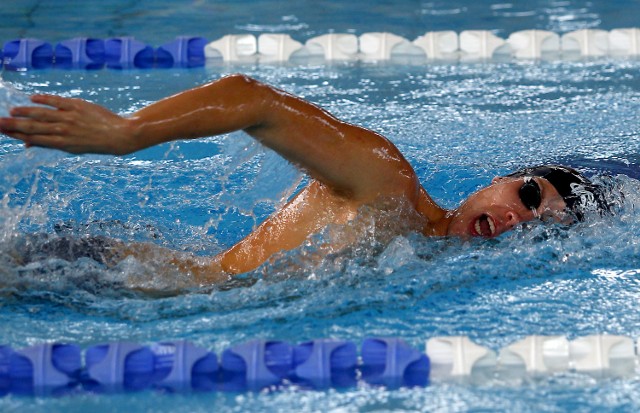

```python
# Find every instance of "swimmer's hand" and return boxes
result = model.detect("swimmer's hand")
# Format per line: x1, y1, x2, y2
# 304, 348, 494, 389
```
0, 94, 136, 155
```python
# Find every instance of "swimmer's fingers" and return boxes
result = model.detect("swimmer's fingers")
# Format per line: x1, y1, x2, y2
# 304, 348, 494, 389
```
9, 106, 69, 123
2, 124, 106, 153
1, 130, 63, 151
30, 94, 80, 111
2, 95, 84, 135
0, 116, 67, 136
6, 95, 81, 120
0, 125, 69, 151
0, 115, 92, 153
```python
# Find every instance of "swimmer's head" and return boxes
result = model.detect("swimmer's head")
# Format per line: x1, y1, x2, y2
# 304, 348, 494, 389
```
445, 164, 610, 238
503, 165, 610, 222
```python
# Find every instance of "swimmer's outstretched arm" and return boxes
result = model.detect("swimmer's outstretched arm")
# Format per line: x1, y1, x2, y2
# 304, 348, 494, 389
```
0, 74, 417, 201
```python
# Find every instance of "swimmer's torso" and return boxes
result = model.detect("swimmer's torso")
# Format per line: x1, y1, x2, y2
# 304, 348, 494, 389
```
216, 180, 360, 274
215, 179, 448, 275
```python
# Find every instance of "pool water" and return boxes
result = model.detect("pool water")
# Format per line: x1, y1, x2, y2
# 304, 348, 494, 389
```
2, 1, 640, 412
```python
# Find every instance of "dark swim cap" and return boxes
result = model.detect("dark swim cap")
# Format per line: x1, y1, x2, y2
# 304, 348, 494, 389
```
505, 165, 609, 221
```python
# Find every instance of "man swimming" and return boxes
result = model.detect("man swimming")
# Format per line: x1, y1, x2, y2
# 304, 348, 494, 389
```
0, 74, 609, 285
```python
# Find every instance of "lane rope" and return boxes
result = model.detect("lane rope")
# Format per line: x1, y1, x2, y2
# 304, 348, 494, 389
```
2, 28, 639, 70
0, 334, 636, 395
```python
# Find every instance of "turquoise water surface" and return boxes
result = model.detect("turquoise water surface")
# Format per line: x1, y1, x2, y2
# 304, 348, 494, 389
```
2, 1, 640, 411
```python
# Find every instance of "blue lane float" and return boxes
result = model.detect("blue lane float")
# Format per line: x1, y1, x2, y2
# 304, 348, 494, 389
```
220, 340, 293, 391
0, 346, 9, 396
54, 38, 105, 70
151, 341, 218, 392
0, 338, 430, 396
3, 38, 53, 70
156, 36, 207, 68
361, 338, 430, 388
84, 342, 155, 392
2, 343, 81, 396
104, 37, 155, 69
292, 339, 358, 389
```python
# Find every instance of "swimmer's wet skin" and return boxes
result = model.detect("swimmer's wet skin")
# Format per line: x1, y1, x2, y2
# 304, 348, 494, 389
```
0, 74, 610, 287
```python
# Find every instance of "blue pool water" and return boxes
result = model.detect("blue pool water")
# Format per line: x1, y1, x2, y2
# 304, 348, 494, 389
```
2, 1, 640, 411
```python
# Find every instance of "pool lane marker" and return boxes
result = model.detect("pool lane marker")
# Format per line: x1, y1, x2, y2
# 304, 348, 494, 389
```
2, 28, 640, 70
0, 334, 637, 396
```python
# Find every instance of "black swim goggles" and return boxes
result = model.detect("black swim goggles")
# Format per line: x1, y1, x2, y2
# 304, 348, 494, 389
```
518, 177, 542, 211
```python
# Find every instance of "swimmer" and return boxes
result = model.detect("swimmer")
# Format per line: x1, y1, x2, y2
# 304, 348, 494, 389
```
0, 74, 610, 286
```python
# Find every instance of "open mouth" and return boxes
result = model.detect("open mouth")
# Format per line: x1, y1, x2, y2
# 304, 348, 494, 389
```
474, 214, 496, 237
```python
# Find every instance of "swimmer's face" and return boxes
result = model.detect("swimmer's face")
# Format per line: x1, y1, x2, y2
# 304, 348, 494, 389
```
446, 176, 568, 238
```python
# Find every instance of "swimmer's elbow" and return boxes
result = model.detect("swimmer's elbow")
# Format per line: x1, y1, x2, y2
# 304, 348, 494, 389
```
223, 73, 258, 83
217, 74, 289, 131
213, 73, 277, 113
218, 73, 266, 94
